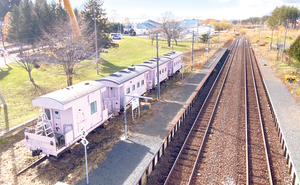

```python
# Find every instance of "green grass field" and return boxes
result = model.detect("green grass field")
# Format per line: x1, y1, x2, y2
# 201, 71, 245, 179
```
0, 36, 192, 130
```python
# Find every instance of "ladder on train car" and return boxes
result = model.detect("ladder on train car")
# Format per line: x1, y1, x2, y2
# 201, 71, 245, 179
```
35, 113, 58, 144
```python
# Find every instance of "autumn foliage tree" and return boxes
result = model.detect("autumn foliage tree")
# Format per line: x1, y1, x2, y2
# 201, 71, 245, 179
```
210, 19, 233, 32
1, 12, 11, 46
203, 19, 216, 25
289, 35, 300, 72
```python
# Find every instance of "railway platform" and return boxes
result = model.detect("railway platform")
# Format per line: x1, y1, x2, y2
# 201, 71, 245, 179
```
75, 48, 227, 185
257, 56, 300, 184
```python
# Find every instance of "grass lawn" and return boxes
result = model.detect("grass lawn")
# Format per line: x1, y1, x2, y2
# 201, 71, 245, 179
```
0, 36, 192, 130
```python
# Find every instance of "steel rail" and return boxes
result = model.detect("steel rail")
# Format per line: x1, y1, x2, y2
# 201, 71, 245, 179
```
187, 37, 241, 185
16, 155, 47, 176
244, 35, 250, 185
163, 38, 240, 185
246, 37, 273, 184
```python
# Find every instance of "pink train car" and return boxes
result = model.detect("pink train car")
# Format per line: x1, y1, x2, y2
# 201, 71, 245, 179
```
24, 81, 110, 156
137, 58, 170, 90
24, 52, 183, 157
161, 51, 183, 76
96, 65, 149, 112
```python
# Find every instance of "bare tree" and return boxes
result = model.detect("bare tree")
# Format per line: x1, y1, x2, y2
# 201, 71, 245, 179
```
148, 29, 160, 46
158, 12, 181, 47
42, 19, 94, 86
16, 50, 39, 82
108, 10, 118, 23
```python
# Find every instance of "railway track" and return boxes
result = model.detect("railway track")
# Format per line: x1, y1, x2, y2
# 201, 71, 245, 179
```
245, 37, 273, 184
145, 35, 293, 185
16, 155, 47, 176
163, 38, 239, 185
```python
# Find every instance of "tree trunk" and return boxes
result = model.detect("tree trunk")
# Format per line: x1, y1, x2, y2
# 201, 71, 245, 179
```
28, 71, 34, 82
66, 67, 73, 86
174, 38, 178, 45
67, 70, 73, 86
167, 37, 171, 47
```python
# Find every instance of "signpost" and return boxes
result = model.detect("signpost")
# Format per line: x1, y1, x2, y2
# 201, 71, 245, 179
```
81, 129, 89, 184
131, 97, 140, 121
123, 94, 153, 140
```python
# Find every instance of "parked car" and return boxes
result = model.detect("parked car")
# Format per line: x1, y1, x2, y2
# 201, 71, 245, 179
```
112, 36, 122, 40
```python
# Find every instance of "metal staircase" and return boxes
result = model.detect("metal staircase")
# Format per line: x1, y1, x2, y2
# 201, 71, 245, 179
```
35, 113, 58, 144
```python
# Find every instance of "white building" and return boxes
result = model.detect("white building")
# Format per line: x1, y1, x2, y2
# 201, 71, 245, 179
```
123, 20, 161, 35
178, 19, 215, 40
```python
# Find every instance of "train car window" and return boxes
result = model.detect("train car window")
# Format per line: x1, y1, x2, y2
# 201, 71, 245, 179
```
110, 87, 114, 94
54, 110, 60, 119
91, 101, 97, 115
132, 84, 135, 91
165, 67, 167, 71
45, 109, 51, 120
126, 87, 130, 94
137, 82, 140, 88
141, 80, 144, 86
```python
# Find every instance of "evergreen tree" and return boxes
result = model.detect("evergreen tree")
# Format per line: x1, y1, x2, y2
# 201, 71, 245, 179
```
7, 0, 68, 45
19, 0, 35, 45
81, 0, 115, 49
0, 0, 21, 20
268, 5, 300, 28
7, 4, 21, 41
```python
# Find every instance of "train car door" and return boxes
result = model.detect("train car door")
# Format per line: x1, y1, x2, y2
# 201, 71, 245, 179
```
44, 108, 54, 130
53, 109, 62, 134
77, 109, 85, 132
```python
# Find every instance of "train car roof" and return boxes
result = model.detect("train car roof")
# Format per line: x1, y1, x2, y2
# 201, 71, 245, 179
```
96, 65, 149, 85
137, 57, 170, 69
160, 51, 183, 60
32, 81, 105, 110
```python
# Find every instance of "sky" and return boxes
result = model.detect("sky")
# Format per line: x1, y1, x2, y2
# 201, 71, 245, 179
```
49, 0, 300, 22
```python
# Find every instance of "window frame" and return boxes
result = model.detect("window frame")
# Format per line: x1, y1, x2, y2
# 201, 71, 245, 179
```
90, 101, 97, 115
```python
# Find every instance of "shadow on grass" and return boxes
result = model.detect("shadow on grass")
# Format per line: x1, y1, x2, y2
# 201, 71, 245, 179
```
100, 59, 127, 76
0, 64, 12, 81
31, 81, 46, 97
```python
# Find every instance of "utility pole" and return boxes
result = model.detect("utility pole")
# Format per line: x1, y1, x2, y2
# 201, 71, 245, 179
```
217, 31, 220, 49
90, 6, 99, 75
277, 32, 279, 61
156, 34, 160, 99
207, 27, 210, 55
270, 27, 274, 51
281, 22, 288, 62
191, 31, 194, 71
0, 92, 9, 130
172, 30, 174, 52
